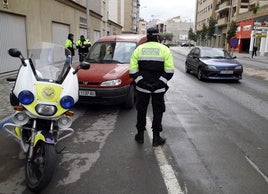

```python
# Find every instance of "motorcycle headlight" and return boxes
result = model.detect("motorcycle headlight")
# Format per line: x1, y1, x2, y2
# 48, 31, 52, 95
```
18, 90, 34, 105
100, 79, 122, 86
35, 104, 57, 116
60, 96, 75, 109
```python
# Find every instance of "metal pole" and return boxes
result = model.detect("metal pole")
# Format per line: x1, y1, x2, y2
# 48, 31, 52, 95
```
86, 0, 91, 40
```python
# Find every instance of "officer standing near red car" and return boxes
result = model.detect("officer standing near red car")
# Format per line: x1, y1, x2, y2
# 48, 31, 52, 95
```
76, 35, 91, 62
129, 27, 175, 147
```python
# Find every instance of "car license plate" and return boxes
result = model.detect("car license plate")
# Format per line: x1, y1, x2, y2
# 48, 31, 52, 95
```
79, 90, 96, 97
220, 70, 233, 74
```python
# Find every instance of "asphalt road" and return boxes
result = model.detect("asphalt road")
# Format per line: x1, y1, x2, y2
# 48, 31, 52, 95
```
0, 47, 268, 194
163, 50, 268, 194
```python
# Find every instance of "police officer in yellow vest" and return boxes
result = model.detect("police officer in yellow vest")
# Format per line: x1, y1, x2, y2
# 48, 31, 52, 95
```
129, 27, 174, 147
76, 35, 91, 62
65, 33, 75, 59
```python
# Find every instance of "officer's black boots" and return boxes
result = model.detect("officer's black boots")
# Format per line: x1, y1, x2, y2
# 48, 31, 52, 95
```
152, 131, 166, 147
135, 131, 144, 144
135, 131, 166, 146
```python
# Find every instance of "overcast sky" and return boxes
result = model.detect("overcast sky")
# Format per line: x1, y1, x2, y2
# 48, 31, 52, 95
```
139, 0, 196, 22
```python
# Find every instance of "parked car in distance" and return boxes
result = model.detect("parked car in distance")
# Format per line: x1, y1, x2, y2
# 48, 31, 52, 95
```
77, 34, 147, 108
181, 42, 194, 47
185, 47, 243, 81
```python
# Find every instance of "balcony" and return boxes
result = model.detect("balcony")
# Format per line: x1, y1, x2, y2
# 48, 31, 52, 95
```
215, 1, 231, 13
241, 0, 249, 6
216, 17, 228, 26
249, 0, 257, 4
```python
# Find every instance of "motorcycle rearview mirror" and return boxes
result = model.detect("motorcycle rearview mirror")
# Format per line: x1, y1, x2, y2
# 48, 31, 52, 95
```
8, 48, 22, 58
73, 61, 90, 74
8, 48, 27, 66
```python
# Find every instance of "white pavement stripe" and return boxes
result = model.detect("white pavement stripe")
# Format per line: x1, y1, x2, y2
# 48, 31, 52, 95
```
146, 117, 184, 194
245, 156, 268, 183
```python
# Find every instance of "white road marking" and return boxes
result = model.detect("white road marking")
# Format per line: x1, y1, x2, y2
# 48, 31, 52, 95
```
146, 117, 184, 194
245, 155, 268, 183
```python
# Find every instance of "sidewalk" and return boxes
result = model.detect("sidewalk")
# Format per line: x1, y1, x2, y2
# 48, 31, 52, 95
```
0, 72, 15, 120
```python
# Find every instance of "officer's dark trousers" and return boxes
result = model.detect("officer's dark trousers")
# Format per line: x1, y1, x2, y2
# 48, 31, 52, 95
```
136, 91, 165, 133
79, 52, 87, 62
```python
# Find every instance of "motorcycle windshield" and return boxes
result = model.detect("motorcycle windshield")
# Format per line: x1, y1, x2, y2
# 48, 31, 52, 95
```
30, 42, 72, 83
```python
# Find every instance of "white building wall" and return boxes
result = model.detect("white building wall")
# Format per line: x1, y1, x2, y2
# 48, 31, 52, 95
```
165, 17, 193, 44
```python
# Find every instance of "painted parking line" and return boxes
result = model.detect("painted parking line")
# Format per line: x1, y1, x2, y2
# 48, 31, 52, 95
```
146, 117, 184, 194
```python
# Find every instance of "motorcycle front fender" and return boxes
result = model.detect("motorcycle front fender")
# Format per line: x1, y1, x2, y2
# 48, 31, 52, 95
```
33, 131, 55, 147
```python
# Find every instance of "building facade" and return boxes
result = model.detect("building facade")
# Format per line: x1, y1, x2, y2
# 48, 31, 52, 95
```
138, 18, 147, 35
195, 0, 215, 31
164, 16, 194, 44
122, 0, 140, 33
0, 0, 139, 74
195, 0, 268, 56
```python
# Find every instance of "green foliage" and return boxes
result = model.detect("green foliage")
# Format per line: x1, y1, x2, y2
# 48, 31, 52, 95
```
252, 2, 259, 14
207, 17, 216, 39
201, 23, 208, 39
159, 33, 173, 42
227, 20, 237, 42
188, 28, 197, 42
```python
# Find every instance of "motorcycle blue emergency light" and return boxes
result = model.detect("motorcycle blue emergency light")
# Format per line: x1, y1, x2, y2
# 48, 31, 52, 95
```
60, 95, 75, 109
18, 90, 34, 105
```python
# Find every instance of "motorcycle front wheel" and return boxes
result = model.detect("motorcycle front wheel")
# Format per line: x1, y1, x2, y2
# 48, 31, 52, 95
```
25, 142, 56, 192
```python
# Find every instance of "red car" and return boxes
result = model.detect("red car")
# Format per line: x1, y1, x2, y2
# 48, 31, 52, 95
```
77, 34, 147, 108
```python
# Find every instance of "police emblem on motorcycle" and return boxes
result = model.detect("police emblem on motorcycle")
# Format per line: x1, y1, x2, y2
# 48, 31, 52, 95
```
42, 87, 55, 99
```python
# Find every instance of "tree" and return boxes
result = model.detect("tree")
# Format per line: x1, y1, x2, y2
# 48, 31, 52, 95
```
227, 20, 237, 43
207, 17, 216, 39
159, 33, 173, 42
252, 2, 259, 14
188, 28, 197, 42
201, 24, 208, 46
196, 30, 202, 45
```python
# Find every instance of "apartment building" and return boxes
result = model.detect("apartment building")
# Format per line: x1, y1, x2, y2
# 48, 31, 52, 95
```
164, 16, 194, 44
195, 0, 215, 31
196, 0, 268, 56
0, 0, 139, 73
122, 0, 140, 33
138, 18, 147, 35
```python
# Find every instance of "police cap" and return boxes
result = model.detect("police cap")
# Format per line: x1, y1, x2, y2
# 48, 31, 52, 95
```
147, 27, 159, 35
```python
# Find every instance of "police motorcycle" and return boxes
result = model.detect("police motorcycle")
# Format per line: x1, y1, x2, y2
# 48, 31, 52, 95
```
3, 42, 89, 192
